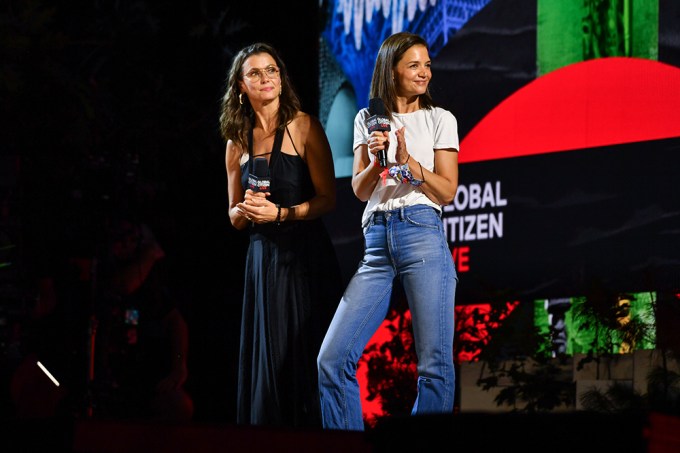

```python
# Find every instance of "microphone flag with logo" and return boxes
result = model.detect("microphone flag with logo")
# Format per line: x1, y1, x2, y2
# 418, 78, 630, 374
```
365, 98, 391, 168
248, 156, 270, 192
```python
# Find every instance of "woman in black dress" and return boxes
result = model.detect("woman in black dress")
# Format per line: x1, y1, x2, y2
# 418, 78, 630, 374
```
219, 42, 342, 428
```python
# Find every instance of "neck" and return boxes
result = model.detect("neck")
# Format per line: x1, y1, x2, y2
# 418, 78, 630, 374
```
254, 111, 279, 134
394, 95, 420, 114
253, 104, 280, 134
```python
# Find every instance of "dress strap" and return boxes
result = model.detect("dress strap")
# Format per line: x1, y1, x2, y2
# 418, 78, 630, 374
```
266, 127, 283, 170
245, 127, 255, 175
285, 126, 301, 158
247, 127, 275, 169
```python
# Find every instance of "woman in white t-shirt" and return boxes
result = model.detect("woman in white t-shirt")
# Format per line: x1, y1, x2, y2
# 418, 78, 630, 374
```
318, 31, 460, 431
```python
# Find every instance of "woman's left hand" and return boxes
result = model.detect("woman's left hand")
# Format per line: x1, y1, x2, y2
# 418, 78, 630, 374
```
394, 127, 409, 165
237, 189, 276, 223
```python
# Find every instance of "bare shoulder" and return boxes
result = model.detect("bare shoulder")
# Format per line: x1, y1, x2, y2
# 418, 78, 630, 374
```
225, 139, 246, 166
288, 111, 317, 136
225, 139, 239, 158
288, 112, 326, 149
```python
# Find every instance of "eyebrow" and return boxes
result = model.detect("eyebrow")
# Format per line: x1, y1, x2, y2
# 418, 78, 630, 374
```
244, 64, 277, 71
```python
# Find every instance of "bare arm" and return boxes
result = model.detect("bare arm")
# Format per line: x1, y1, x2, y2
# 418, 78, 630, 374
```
282, 114, 337, 221
351, 130, 388, 202
235, 114, 337, 224
225, 140, 251, 230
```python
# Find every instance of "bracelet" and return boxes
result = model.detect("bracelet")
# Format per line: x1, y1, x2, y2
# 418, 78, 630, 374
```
275, 204, 281, 225
388, 162, 423, 186
418, 162, 426, 183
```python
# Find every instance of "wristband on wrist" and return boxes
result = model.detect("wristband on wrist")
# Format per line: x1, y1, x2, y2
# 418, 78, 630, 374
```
275, 204, 281, 225
418, 162, 426, 183
388, 162, 423, 186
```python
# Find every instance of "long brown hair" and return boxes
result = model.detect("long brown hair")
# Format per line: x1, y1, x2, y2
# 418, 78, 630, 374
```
219, 43, 301, 152
368, 32, 434, 120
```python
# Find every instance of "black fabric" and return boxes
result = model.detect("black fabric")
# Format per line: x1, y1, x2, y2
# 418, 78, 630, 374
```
237, 127, 342, 428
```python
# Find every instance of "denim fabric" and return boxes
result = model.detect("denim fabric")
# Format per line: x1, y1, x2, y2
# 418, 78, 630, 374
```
317, 205, 457, 431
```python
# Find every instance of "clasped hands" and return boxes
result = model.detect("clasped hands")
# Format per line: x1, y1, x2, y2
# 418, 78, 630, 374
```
237, 189, 276, 224
368, 126, 409, 167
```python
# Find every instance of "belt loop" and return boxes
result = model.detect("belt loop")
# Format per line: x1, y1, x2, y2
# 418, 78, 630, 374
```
399, 206, 405, 221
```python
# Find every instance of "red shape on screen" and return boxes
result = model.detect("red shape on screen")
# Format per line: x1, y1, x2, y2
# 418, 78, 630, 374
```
460, 57, 680, 163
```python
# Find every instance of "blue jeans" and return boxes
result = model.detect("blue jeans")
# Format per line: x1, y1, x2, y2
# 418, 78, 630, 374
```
317, 205, 457, 431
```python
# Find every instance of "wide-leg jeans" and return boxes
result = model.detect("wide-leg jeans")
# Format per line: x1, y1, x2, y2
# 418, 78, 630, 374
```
317, 205, 457, 431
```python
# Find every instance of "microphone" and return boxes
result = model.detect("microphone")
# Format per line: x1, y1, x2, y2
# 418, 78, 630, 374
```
365, 98, 391, 168
247, 156, 270, 192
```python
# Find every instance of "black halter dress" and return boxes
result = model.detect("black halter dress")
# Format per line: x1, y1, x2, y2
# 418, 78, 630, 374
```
237, 126, 342, 428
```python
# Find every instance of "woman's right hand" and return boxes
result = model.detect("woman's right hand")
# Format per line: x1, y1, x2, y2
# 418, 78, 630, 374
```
367, 130, 390, 163
237, 189, 273, 223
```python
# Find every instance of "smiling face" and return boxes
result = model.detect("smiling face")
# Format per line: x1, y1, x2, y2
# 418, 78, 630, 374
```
238, 52, 282, 106
393, 44, 431, 100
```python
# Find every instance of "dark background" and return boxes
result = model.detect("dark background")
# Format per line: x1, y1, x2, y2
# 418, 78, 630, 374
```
1, 0, 322, 423
3, 0, 680, 427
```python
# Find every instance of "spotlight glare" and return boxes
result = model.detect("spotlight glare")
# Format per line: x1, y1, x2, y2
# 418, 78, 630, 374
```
36, 361, 60, 387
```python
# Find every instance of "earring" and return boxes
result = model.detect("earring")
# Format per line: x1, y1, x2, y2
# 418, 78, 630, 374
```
279, 85, 282, 97
239, 93, 244, 105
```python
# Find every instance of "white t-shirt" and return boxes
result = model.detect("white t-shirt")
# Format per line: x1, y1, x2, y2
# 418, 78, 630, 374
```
353, 106, 460, 227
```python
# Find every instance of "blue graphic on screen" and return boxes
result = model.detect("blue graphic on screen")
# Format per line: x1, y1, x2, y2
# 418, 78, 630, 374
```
320, 0, 490, 177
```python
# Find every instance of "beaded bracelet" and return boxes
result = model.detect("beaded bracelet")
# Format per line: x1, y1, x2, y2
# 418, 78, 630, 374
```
388, 162, 423, 186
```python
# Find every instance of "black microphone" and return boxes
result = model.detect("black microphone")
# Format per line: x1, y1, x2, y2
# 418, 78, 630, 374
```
365, 98, 390, 168
247, 156, 270, 192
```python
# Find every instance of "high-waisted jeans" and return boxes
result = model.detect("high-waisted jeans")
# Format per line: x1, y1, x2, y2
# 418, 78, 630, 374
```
317, 205, 457, 431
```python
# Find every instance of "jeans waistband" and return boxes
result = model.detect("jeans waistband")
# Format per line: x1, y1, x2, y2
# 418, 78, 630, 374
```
371, 205, 439, 224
